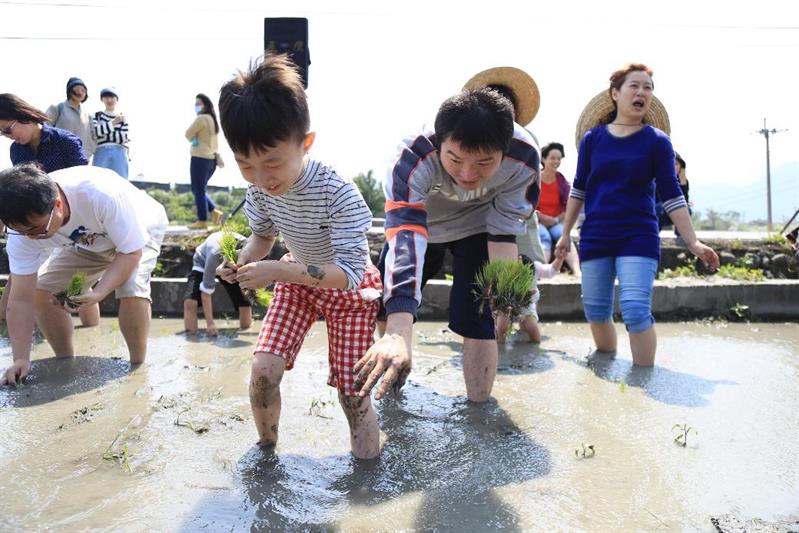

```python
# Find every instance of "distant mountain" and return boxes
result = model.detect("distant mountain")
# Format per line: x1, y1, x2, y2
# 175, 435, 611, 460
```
690, 161, 799, 223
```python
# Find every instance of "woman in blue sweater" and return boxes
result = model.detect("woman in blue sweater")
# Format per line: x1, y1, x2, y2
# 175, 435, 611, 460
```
556, 64, 719, 366
0, 93, 98, 326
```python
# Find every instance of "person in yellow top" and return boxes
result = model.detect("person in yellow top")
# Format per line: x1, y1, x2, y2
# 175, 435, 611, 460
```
185, 93, 223, 228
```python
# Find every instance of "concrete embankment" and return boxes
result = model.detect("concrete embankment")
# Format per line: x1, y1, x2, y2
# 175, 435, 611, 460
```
85, 276, 799, 321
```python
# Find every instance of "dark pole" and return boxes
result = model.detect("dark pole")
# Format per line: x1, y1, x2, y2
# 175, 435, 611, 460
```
757, 118, 784, 232
765, 118, 773, 231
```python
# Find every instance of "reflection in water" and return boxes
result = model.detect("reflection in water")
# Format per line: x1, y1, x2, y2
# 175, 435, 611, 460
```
233, 381, 550, 531
563, 351, 738, 407
0, 356, 133, 408
3, 320, 797, 531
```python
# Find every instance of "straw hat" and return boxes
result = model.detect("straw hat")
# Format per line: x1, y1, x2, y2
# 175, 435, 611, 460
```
463, 66, 540, 126
574, 90, 670, 148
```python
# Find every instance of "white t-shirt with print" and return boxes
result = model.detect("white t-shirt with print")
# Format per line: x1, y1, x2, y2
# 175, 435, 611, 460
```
7, 166, 168, 276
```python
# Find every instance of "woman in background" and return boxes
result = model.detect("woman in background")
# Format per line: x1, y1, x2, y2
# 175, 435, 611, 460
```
185, 93, 223, 229
536, 141, 580, 275
556, 64, 718, 366
0, 93, 99, 326
92, 87, 129, 178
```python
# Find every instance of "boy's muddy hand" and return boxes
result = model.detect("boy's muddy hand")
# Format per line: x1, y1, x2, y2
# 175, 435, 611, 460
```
216, 260, 239, 282
353, 333, 411, 399
1, 360, 30, 386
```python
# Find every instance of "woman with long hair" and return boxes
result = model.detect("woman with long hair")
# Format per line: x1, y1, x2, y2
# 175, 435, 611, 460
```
0, 93, 98, 326
1, 93, 88, 172
185, 93, 223, 228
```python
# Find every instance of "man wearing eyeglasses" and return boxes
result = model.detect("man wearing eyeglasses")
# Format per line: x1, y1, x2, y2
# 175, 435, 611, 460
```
0, 163, 168, 385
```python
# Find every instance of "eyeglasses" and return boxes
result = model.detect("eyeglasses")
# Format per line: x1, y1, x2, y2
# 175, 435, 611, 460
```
0, 120, 18, 137
5, 206, 56, 237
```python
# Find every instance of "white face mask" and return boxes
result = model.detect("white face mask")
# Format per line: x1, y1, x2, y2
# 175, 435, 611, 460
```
195, 104, 203, 114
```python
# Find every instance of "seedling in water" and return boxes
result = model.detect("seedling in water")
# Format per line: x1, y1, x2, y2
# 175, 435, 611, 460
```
575, 443, 596, 458
103, 443, 131, 471
730, 303, 750, 320
55, 272, 88, 307
474, 259, 535, 322
673, 424, 696, 447
175, 408, 210, 434
307, 398, 335, 419
102, 419, 137, 472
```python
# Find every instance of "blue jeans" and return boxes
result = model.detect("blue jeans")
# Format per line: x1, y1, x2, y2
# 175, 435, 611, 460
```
538, 222, 564, 253
190, 156, 217, 221
93, 144, 129, 178
580, 256, 658, 333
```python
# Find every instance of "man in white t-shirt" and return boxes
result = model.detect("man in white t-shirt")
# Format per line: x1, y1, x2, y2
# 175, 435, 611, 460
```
0, 163, 168, 385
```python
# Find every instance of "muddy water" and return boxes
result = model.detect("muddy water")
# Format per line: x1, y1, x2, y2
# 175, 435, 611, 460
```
0, 319, 797, 531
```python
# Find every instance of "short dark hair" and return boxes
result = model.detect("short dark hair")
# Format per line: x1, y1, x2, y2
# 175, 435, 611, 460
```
434, 88, 515, 154
0, 163, 57, 227
0, 93, 50, 124
218, 53, 310, 156
541, 142, 565, 160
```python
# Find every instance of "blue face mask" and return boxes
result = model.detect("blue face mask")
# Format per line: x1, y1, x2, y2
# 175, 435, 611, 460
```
194, 104, 203, 114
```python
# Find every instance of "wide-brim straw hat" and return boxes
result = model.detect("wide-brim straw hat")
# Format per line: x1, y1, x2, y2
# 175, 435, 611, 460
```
463, 66, 540, 126
574, 90, 670, 148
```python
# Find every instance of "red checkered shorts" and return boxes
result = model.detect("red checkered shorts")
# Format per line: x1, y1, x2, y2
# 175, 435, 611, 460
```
254, 256, 382, 396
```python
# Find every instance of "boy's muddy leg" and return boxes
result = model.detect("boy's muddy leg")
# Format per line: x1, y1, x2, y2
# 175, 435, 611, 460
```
462, 337, 498, 403
339, 392, 379, 459
250, 352, 286, 447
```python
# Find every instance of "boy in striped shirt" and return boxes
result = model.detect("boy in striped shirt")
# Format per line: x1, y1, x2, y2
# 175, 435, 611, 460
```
216, 54, 383, 459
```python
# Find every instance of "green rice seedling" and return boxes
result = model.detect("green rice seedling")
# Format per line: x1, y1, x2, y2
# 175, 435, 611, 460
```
175, 408, 210, 434
254, 288, 273, 308
55, 272, 88, 306
219, 231, 239, 264
474, 259, 535, 321
672, 423, 696, 447
575, 443, 596, 458
307, 397, 335, 419
67, 272, 87, 298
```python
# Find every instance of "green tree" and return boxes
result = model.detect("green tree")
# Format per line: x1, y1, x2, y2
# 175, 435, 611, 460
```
353, 170, 385, 218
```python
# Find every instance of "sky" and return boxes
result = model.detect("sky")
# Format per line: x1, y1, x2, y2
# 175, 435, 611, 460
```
1, 0, 798, 223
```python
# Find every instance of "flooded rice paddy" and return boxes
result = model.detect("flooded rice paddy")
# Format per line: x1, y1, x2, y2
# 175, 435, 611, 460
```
0, 319, 797, 531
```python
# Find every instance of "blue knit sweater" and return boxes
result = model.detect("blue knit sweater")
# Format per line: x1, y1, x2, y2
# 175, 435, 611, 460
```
10, 124, 88, 172
570, 125, 686, 262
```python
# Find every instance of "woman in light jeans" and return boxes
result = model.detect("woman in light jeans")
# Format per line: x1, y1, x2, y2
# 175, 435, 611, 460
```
556, 64, 718, 366
92, 87, 129, 178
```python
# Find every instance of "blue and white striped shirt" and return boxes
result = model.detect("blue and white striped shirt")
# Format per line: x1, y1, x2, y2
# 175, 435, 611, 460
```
244, 159, 372, 290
